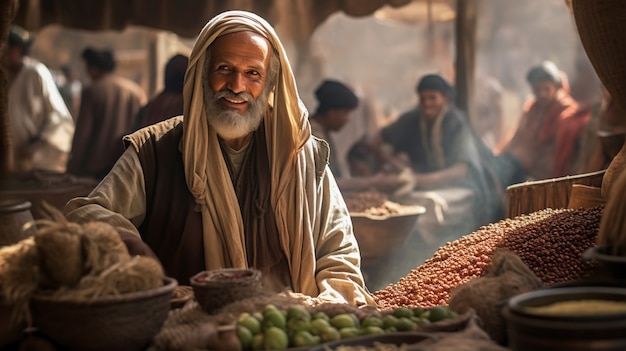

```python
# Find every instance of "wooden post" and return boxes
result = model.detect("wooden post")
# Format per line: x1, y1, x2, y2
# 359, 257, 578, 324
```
1, 0, 20, 178
454, 0, 476, 119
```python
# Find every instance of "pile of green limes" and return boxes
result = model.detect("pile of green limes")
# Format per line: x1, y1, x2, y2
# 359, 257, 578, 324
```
235, 304, 458, 350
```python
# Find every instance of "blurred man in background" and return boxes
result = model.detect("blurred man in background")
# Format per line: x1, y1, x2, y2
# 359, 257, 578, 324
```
134, 54, 188, 130
6, 24, 74, 174
67, 47, 147, 179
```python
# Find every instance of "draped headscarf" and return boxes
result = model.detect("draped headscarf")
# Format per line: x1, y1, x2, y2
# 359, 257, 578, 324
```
181, 11, 314, 289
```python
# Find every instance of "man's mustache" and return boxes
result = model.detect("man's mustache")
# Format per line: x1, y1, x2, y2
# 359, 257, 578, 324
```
213, 89, 254, 104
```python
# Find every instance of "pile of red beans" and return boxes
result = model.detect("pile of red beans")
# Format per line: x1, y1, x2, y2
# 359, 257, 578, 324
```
373, 206, 603, 309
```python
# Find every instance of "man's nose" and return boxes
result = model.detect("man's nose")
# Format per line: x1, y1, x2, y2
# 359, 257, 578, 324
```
226, 72, 245, 93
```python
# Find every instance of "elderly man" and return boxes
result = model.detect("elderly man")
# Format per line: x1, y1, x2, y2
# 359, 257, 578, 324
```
63, 11, 374, 306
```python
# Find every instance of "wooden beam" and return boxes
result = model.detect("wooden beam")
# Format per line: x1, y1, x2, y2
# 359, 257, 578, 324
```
454, 0, 476, 118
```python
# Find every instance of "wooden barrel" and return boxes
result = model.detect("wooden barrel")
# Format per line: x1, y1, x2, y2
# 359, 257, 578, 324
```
506, 170, 605, 218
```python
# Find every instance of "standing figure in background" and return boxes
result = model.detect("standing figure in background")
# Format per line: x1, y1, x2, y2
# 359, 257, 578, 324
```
498, 61, 591, 181
6, 25, 74, 174
68, 47, 147, 179
135, 54, 188, 130
56, 63, 83, 120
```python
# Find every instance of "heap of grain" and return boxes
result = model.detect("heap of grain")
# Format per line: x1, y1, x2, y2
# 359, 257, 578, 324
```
374, 206, 603, 309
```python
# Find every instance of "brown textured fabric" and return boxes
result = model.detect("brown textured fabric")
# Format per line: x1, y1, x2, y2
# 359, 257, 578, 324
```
134, 122, 205, 285
235, 123, 292, 290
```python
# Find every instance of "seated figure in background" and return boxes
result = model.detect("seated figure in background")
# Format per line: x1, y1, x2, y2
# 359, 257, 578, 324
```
497, 60, 591, 181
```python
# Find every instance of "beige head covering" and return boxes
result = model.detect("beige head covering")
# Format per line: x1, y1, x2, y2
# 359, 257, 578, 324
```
181, 11, 312, 280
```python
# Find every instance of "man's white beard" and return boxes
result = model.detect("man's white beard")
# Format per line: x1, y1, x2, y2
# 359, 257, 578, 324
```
204, 88, 270, 140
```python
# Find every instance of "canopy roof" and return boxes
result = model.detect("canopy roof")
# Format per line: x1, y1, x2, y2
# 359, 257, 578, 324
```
12, 0, 423, 39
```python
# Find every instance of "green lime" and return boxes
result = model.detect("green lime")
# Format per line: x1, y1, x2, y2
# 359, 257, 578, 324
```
392, 307, 414, 318
361, 316, 383, 328
312, 312, 330, 321
287, 305, 311, 322
287, 317, 311, 333
339, 327, 360, 339
395, 317, 416, 331
412, 307, 426, 316
382, 315, 399, 329
251, 333, 264, 351
320, 326, 341, 342
237, 325, 254, 350
291, 330, 320, 347
264, 326, 289, 350
360, 326, 385, 336
238, 313, 262, 335
384, 326, 397, 332
263, 309, 287, 330
428, 306, 449, 322
310, 318, 332, 335
330, 313, 358, 329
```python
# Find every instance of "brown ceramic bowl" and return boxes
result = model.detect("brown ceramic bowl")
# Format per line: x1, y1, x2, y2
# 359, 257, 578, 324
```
350, 206, 425, 268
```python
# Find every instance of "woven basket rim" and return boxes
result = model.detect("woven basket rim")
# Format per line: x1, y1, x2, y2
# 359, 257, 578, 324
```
31, 276, 178, 305
190, 268, 261, 285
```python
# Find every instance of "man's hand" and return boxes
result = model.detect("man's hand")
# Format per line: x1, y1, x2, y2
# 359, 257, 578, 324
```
118, 230, 159, 260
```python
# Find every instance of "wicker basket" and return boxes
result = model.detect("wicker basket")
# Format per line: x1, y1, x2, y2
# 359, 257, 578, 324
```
190, 268, 262, 314
30, 277, 177, 351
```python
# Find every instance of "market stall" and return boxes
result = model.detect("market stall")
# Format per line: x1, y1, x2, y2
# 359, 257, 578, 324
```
2, 0, 626, 350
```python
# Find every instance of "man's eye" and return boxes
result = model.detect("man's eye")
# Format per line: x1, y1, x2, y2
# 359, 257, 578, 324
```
247, 70, 260, 76
217, 66, 230, 72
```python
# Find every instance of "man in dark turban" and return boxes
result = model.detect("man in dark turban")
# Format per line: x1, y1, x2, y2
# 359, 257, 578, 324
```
364, 74, 504, 266
308, 79, 359, 177
134, 54, 189, 130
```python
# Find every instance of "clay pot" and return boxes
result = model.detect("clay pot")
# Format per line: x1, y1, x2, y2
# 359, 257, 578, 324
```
0, 200, 36, 247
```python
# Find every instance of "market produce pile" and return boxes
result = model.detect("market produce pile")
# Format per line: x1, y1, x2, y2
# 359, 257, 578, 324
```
153, 289, 462, 351
373, 206, 604, 309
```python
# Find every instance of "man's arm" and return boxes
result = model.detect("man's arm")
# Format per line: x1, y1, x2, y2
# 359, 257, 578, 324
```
63, 148, 155, 257
313, 168, 377, 306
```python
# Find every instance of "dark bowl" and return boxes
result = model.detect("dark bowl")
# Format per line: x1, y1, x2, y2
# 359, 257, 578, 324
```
307, 332, 434, 351
30, 277, 177, 351
504, 286, 626, 351
583, 246, 626, 280
190, 268, 263, 314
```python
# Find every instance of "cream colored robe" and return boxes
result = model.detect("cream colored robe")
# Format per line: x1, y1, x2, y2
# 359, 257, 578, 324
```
8, 57, 74, 172
65, 10, 375, 306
